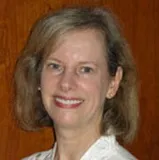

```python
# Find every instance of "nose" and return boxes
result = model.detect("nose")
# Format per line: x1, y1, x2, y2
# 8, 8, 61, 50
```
59, 70, 77, 92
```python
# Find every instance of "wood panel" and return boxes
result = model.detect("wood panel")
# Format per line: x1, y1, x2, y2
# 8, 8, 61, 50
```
0, 0, 158, 159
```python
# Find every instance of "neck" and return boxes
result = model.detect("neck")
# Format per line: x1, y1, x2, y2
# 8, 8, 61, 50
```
54, 124, 101, 160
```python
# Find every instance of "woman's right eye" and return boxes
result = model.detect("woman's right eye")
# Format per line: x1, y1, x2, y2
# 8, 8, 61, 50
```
47, 62, 63, 72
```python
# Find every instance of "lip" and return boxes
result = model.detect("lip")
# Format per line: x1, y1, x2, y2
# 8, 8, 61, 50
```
54, 96, 83, 109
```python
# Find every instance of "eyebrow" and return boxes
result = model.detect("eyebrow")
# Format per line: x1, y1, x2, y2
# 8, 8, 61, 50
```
78, 61, 99, 67
46, 57, 98, 66
45, 57, 62, 63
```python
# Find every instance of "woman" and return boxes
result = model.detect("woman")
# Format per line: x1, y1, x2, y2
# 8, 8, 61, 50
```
14, 7, 139, 160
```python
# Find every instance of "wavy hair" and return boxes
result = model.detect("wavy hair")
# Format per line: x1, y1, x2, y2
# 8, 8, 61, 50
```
14, 7, 139, 142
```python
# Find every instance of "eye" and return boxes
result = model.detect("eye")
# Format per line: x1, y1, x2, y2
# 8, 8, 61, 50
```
47, 62, 63, 72
80, 66, 94, 74
49, 63, 60, 69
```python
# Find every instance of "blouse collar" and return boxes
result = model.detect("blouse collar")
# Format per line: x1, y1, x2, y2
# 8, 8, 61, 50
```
50, 135, 116, 160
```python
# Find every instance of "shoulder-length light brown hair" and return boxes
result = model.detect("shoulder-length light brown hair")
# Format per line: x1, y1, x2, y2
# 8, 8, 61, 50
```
14, 7, 139, 142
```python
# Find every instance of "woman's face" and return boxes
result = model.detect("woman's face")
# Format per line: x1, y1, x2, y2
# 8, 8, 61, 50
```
40, 29, 120, 130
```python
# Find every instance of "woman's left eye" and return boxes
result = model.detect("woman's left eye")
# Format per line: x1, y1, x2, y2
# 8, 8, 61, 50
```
80, 66, 94, 73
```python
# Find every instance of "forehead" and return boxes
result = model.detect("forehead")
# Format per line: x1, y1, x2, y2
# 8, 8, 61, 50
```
45, 29, 107, 59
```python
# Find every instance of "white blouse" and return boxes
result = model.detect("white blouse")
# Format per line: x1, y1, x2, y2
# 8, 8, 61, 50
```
22, 135, 137, 160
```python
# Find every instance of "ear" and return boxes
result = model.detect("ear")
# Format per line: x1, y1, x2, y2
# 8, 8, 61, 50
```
106, 66, 123, 99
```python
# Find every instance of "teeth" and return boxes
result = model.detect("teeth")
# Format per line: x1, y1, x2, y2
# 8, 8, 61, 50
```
55, 97, 82, 105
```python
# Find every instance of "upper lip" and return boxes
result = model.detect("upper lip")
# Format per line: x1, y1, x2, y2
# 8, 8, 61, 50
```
54, 95, 83, 101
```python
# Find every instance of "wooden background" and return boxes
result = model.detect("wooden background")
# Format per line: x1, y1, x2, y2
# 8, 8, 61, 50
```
0, 0, 159, 159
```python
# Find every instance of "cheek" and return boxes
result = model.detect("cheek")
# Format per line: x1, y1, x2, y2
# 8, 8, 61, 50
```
40, 71, 57, 92
40, 72, 49, 90
79, 75, 108, 99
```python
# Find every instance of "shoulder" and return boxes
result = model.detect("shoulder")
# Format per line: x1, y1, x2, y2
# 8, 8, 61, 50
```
21, 149, 53, 160
88, 136, 137, 160
109, 144, 137, 160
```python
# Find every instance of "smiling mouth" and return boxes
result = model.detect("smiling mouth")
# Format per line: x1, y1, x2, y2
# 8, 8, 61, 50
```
54, 96, 83, 108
